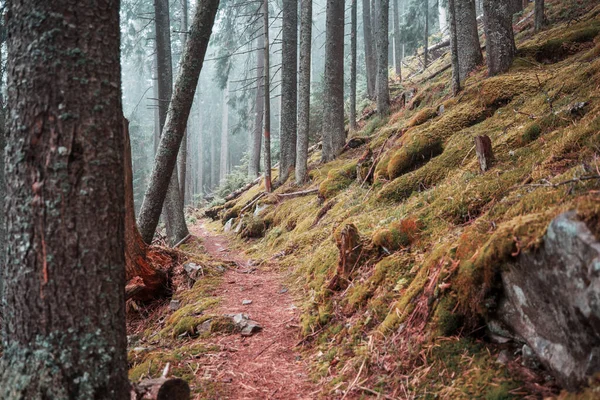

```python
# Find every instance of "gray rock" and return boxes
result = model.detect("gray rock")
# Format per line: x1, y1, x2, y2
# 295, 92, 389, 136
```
496, 350, 510, 365
169, 300, 181, 311
226, 313, 262, 337
183, 262, 203, 281
437, 104, 445, 115
224, 218, 234, 232
197, 319, 212, 334
254, 204, 269, 217
242, 299, 252, 305
497, 211, 600, 389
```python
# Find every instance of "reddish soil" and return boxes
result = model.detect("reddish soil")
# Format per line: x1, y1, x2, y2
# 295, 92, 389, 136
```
190, 221, 318, 400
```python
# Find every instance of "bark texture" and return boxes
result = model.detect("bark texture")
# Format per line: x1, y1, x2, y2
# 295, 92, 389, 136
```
454, 0, 483, 82
138, 0, 220, 244
296, 0, 312, 184
482, 0, 516, 76
534, 0, 545, 32
178, 0, 189, 203
249, 33, 264, 179
376, 0, 390, 115
0, 0, 129, 397
155, 0, 189, 245
362, 0, 376, 97
423, 0, 429, 68
392, 0, 402, 79
350, 0, 358, 131
220, 82, 229, 182
279, 0, 298, 184
449, 0, 462, 95
321, 0, 346, 162
263, 0, 272, 192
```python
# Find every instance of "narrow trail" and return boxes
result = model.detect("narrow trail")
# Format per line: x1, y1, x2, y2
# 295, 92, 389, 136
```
191, 221, 318, 400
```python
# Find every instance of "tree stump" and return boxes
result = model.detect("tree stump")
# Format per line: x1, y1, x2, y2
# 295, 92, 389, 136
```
131, 377, 190, 400
475, 135, 494, 172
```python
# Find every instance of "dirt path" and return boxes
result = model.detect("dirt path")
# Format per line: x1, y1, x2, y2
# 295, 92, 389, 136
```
191, 221, 318, 400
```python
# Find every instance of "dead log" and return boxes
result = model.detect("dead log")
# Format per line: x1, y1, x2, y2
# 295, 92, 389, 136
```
131, 377, 190, 400
475, 135, 494, 172
276, 188, 318, 199
224, 177, 261, 202
240, 192, 267, 213
124, 120, 169, 302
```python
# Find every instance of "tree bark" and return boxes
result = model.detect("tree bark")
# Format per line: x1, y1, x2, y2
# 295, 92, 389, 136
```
376, 0, 390, 115
508, 0, 523, 14
220, 81, 230, 182
154, 0, 189, 245
475, 135, 494, 172
449, 0, 462, 95
138, 0, 220, 244
350, 0, 358, 131
362, 0, 377, 97
423, 0, 429, 68
210, 116, 219, 189
249, 32, 264, 179
439, 0, 448, 37
0, 0, 129, 396
454, 0, 484, 82
178, 0, 189, 204
392, 0, 402, 80
296, 0, 312, 184
482, 0, 516, 76
263, 0, 273, 192
279, 0, 298, 184
534, 0, 545, 32
322, 0, 346, 162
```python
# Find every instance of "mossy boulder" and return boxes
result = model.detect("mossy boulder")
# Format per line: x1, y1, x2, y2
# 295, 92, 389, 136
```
318, 162, 358, 199
239, 215, 267, 238
407, 107, 437, 127
372, 218, 420, 252
519, 24, 600, 63
387, 137, 444, 180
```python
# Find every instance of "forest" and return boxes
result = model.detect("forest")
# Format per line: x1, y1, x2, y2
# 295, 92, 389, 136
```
1, 0, 600, 398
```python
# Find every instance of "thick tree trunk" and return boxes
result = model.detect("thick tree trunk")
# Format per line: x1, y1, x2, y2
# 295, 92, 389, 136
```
279, 0, 298, 184
322, 0, 346, 163
455, 0, 484, 82
423, 0, 429, 68
155, 0, 189, 245
534, 0, 545, 32
138, 0, 220, 244
508, 0, 523, 14
296, 0, 312, 184
350, 0, 358, 131
0, 27, 4, 304
263, 0, 273, 192
178, 0, 189, 203
362, 0, 377, 97
449, 0, 462, 95
482, 0, 516, 76
392, 0, 402, 80
0, 0, 129, 397
376, 0, 390, 115
220, 82, 230, 182
249, 33, 264, 179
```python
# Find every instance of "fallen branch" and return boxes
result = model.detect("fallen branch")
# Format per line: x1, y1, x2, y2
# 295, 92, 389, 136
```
276, 188, 318, 199
240, 192, 267, 213
173, 234, 191, 248
513, 175, 600, 189
224, 176, 261, 202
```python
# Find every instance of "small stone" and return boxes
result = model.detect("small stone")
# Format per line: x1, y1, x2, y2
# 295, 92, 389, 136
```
169, 300, 181, 311
242, 299, 252, 305
216, 265, 226, 272
437, 104, 445, 115
241, 321, 262, 337
224, 218, 234, 232
184, 262, 202, 274
278, 287, 288, 294
496, 350, 510, 365
197, 319, 212, 334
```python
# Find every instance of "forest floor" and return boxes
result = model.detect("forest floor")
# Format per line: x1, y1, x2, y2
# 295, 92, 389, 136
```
185, 221, 317, 399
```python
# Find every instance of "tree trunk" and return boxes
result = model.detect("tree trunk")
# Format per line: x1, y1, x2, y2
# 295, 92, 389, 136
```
197, 102, 205, 198
220, 82, 230, 183
455, 0, 484, 82
296, 0, 312, 184
376, 0, 390, 115
482, 0, 516, 76
423, 0, 429, 68
210, 119, 218, 189
439, 0, 448, 37
249, 33, 264, 179
449, 0, 462, 95
350, 0, 358, 131
279, 0, 298, 185
322, 0, 346, 163
534, 0, 545, 32
138, 0, 221, 244
392, 0, 402, 80
0, 0, 129, 397
362, 0, 377, 97
154, 0, 189, 245
508, 0, 523, 14
263, 0, 273, 192
0, 25, 4, 304
178, 0, 189, 204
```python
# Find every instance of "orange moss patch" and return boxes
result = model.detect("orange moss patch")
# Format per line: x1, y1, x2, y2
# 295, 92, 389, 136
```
372, 218, 421, 252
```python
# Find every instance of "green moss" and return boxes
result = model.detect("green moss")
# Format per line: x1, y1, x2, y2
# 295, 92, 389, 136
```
318, 162, 358, 199
387, 137, 444, 179
433, 296, 464, 336
407, 107, 437, 127
372, 218, 420, 251
521, 122, 541, 143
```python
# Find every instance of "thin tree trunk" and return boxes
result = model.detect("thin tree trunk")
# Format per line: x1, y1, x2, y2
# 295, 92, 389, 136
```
449, 0, 462, 95
534, 0, 545, 32
279, 0, 298, 184
362, 0, 376, 97
423, 0, 429, 68
249, 32, 264, 178
220, 82, 230, 182
296, 0, 312, 184
178, 0, 189, 203
0, 0, 128, 396
263, 0, 273, 192
377, 0, 390, 115
439, 0, 448, 37
197, 101, 205, 198
455, 0, 483, 82
138, 0, 220, 244
392, 0, 402, 80
350, 0, 358, 131
482, 0, 516, 76
322, 0, 346, 163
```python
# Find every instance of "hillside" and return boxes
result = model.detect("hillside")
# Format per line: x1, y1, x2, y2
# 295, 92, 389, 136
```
129, 1, 600, 398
